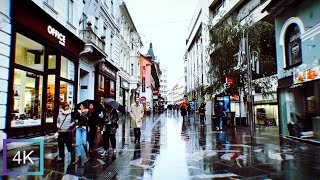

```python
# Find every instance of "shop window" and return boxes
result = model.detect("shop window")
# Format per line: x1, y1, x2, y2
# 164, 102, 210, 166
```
98, 74, 105, 91
110, 80, 115, 98
46, 75, 55, 123
61, 56, 75, 81
12, 69, 43, 128
15, 33, 45, 72
48, 55, 56, 69
59, 81, 74, 108
285, 23, 302, 68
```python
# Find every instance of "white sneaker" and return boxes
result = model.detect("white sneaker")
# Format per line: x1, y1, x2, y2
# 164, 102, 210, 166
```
113, 149, 117, 153
101, 150, 106, 156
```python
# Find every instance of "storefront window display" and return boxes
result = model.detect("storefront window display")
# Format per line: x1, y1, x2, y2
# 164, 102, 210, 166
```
12, 69, 43, 127
48, 54, 56, 69
110, 80, 115, 98
59, 81, 74, 109
46, 75, 55, 123
61, 56, 75, 81
279, 81, 320, 139
15, 33, 44, 71
98, 75, 105, 91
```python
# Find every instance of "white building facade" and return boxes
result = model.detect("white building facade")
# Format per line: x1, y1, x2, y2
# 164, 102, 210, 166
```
119, 2, 142, 113
160, 66, 168, 103
0, 0, 11, 150
172, 76, 186, 104
185, 0, 275, 119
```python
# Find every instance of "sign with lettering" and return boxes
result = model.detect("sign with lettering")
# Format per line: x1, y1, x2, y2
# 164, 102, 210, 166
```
47, 25, 66, 46
100, 63, 117, 79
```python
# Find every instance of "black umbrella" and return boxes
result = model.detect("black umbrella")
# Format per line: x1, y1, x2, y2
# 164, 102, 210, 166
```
75, 99, 103, 115
104, 98, 125, 113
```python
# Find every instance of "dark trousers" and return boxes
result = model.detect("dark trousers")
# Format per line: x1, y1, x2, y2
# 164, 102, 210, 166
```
58, 132, 73, 158
102, 131, 116, 150
134, 128, 141, 143
88, 127, 96, 149
200, 115, 205, 125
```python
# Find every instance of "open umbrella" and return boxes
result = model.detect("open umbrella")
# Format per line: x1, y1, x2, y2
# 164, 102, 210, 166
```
74, 99, 103, 115
104, 98, 125, 113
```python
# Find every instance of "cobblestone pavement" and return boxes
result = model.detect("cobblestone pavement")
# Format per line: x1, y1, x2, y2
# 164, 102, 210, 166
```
1, 111, 320, 179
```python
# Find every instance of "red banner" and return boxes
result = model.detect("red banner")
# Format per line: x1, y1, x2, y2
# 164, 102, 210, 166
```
226, 77, 235, 84
142, 66, 146, 78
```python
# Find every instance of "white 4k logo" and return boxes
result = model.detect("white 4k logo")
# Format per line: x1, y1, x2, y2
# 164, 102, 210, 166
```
13, 151, 35, 164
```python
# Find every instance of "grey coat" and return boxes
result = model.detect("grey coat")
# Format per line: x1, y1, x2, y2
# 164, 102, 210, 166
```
57, 110, 74, 132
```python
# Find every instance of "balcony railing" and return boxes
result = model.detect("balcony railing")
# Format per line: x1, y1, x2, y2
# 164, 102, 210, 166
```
79, 29, 105, 52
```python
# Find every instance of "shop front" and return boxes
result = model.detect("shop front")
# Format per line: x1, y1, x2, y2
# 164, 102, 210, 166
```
95, 62, 118, 102
279, 73, 320, 140
120, 77, 129, 113
6, 0, 83, 137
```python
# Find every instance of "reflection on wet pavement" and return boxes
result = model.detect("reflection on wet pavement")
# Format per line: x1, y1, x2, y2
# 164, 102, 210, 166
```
2, 111, 320, 179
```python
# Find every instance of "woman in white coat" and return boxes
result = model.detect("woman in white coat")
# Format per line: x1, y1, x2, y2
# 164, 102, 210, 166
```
129, 97, 144, 144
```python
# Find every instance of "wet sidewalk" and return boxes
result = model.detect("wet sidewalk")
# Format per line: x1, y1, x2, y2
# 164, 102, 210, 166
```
1, 112, 320, 179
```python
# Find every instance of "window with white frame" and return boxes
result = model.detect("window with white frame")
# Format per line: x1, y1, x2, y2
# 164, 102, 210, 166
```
67, 0, 73, 23
111, 0, 114, 16
131, 64, 134, 76
95, 18, 99, 34
110, 34, 113, 60
82, 13, 88, 30
45, 0, 54, 7
285, 23, 302, 67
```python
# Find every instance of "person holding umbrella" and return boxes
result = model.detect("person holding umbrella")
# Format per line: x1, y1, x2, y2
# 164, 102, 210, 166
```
129, 97, 144, 144
101, 105, 119, 156
87, 102, 100, 157
72, 101, 90, 164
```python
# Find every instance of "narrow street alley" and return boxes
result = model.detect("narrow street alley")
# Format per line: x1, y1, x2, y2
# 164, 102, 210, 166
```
2, 112, 320, 179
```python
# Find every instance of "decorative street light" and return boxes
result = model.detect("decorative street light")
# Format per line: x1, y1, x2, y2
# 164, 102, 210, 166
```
239, 32, 259, 140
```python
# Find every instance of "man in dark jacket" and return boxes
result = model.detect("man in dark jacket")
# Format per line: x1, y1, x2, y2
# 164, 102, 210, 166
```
214, 102, 225, 130
198, 103, 206, 126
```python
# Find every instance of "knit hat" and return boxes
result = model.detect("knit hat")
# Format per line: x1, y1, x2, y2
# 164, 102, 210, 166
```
61, 102, 69, 109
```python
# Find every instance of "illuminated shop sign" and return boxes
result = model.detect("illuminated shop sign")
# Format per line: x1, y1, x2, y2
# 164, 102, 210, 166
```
47, 25, 66, 46
293, 66, 320, 84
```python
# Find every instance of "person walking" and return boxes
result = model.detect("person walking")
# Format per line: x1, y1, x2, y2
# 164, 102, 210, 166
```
179, 101, 188, 122
214, 102, 225, 130
198, 103, 206, 126
129, 97, 144, 144
87, 102, 99, 157
72, 102, 90, 164
56, 102, 74, 163
101, 107, 119, 156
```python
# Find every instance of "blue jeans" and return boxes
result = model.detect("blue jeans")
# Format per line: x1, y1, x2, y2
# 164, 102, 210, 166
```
218, 116, 223, 129
76, 127, 87, 156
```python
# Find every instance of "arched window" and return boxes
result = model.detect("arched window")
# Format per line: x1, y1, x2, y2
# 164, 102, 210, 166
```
285, 23, 302, 67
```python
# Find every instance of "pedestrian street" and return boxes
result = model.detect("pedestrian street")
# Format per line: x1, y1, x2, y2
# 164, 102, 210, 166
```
2, 112, 320, 179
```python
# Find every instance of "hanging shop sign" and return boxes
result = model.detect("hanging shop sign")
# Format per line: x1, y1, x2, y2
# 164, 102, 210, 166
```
100, 63, 117, 80
142, 66, 146, 92
120, 77, 129, 90
293, 66, 320, 84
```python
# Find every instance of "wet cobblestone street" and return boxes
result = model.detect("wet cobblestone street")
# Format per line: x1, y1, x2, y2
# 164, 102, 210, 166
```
1, 112, 320, 179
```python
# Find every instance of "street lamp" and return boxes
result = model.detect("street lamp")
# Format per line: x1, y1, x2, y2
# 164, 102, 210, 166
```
239, 33, 259, 140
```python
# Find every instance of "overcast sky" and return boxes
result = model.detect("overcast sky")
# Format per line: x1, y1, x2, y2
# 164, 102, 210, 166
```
125, 0, 198, 90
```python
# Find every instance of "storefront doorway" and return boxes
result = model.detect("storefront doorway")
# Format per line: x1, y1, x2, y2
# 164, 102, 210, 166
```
79, 69, 89, 102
